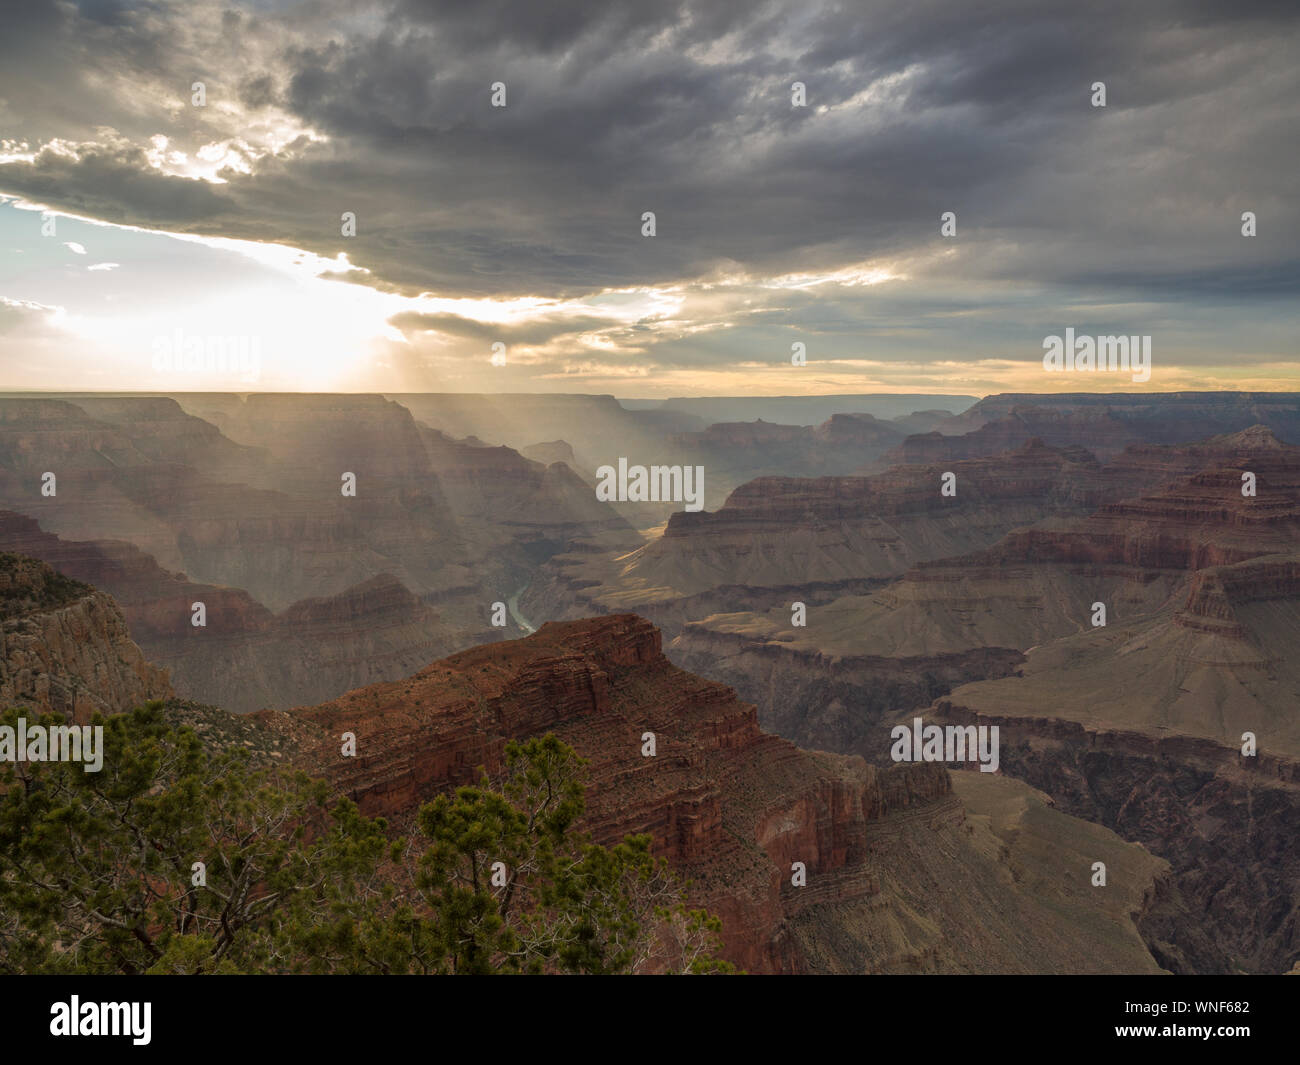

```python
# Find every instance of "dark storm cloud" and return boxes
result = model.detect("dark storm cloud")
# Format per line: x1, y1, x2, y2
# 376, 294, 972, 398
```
0, 142, 232, 223
0, 0, 1295, 309
388, 309, 618, 345
391, 0, 691, 54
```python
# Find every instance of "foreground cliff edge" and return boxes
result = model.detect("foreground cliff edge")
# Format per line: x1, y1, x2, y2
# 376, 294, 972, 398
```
239, 613, 1168, 974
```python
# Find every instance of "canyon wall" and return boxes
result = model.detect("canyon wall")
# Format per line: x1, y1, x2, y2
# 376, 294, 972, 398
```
0, 552, 171, 721
250, 614, 1163, 973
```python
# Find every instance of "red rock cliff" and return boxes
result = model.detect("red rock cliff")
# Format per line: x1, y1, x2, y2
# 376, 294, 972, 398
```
262, 614, 952, 972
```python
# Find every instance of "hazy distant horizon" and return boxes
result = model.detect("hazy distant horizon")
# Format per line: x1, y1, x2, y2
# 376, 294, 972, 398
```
6, 385, 1300, 394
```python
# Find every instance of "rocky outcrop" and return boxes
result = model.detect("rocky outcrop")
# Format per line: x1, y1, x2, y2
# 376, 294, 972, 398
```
521, 440, 578, 467
250, 613, 1161, 973
982, 451, 1300, 572
670, 623, 1023, 758
260, 615, 957, 971
710, 438, 1098, 523
1178, 554, 1300, 636
0, 552, 171, 721
420, 426, 638, 563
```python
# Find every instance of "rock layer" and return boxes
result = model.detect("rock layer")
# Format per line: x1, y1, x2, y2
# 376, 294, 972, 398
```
0, 552, 171, 721
0, 511, 487, 713
253, 613, 1164, 973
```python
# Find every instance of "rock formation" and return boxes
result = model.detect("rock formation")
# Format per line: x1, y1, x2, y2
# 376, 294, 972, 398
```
893, 392, 1300, 463
646, 425, 1300, 972
247, 613, 1167, 973
0, 512, 488, 713
0, 552, 171, 721
521, 439, 1110, 634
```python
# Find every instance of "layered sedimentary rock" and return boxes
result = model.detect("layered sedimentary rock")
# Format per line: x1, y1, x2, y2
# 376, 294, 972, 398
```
665, 413, 906, 508
0, 395, 459, 607
7, 390, 1291, 972
0, 394, 640, 709
173, 393, 639, 601
750, 425, 1300, 690
625, 428, 1299, 751
902, 392, 1300, 461
0, 511, 491, 714
161, 393, 519, 606
986, 430, 1300, 573
250, 613, 1164, 974
521, 440, 1107, 635
669, 622, 1023, 758
0, 552, 171, 721
885, 407, 1146, 466
922, 545, 1300, 767
0, 524, 1171, 973
645, 424, 1300, 973
49, 395, 267, 483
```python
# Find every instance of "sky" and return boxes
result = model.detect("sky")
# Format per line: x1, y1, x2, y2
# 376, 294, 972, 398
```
0, 0, 1295, 397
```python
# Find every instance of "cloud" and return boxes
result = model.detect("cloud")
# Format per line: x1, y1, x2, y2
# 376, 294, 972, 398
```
0, 0, 1295, 393
0, 0, 1293, 299
5, 138, 234, 225
0, 294, 64, 328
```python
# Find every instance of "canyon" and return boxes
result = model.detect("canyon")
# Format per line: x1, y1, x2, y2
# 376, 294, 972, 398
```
529, 421, 1300, 973
0, 394, 643, 711
3, 389, 1296, 972
0, 543, 1171, 972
